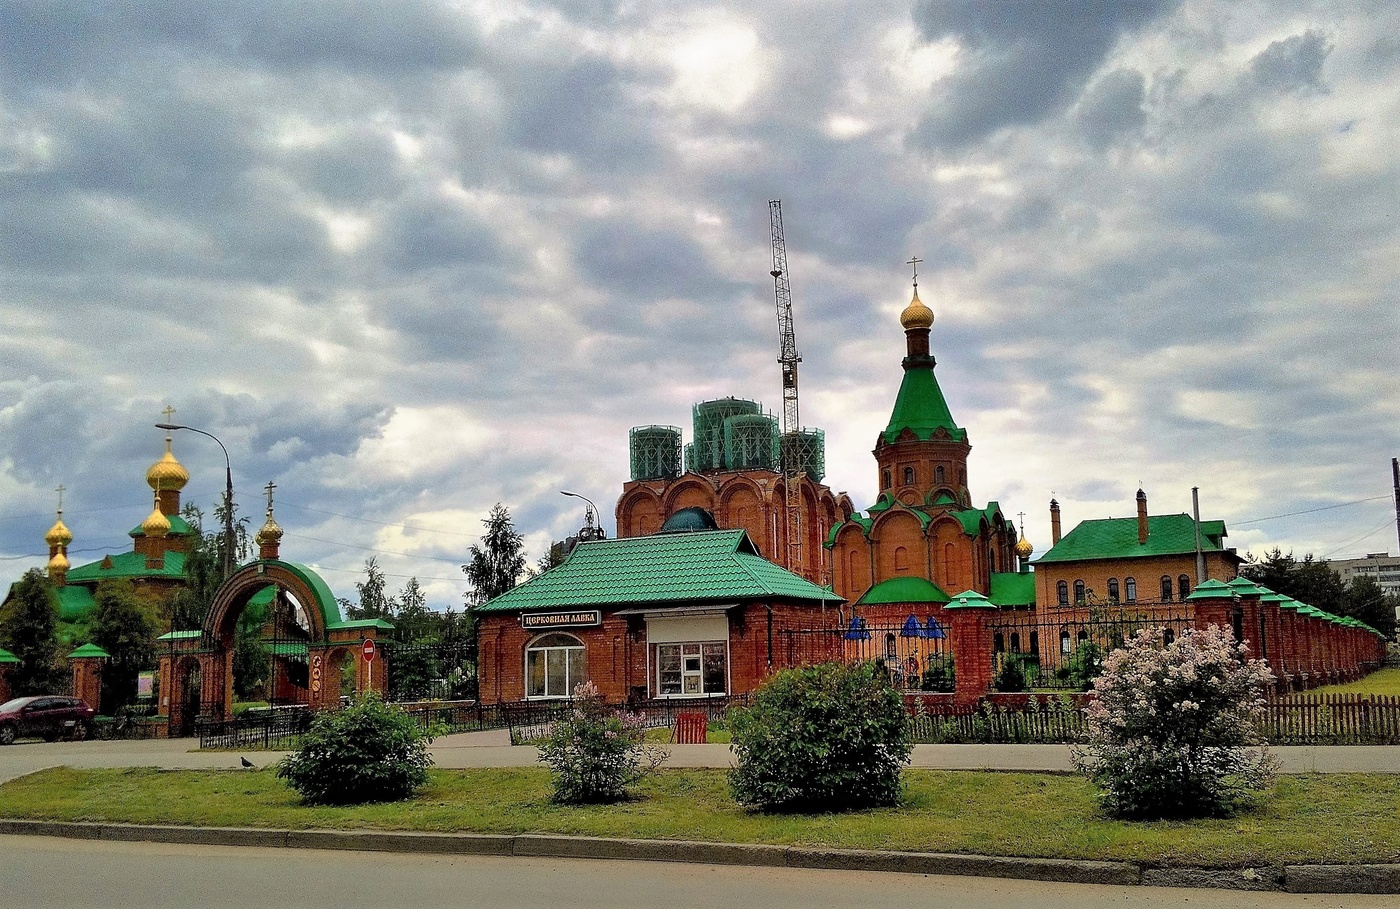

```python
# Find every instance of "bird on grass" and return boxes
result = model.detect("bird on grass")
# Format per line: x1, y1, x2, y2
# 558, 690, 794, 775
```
240, 756, 255, 769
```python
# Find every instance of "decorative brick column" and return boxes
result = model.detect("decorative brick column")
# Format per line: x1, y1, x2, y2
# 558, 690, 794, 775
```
1257, 591, 1290, 685
0, 648, 17, 703
67, 643, 111, 713
1227, 577, 1266, 666
945, 589, 997, 707
1186, 579, 1237, 637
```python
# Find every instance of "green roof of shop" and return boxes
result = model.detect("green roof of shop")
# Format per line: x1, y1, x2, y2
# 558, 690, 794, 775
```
1034, 514, 1228, 564
882, 366, 966, 444
66, 550, 187, 583
474, 530, 840, 614
856, 576, 950, 606
989, 571, 1036, 606
128, 514, 195, 538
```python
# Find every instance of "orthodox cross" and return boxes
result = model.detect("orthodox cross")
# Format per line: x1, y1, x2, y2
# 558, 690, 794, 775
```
263, 480, 277, 514
907, 255, 923, 288
55, 484, 65, 513
161, 404, 176, 423
1017, 511, 1025, 530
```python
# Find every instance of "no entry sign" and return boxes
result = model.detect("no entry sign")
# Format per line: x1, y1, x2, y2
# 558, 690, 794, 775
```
362, 639, 376, 663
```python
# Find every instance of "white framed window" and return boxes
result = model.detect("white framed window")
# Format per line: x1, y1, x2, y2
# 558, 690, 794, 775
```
525, 632, 586, 699
656, 642, 727, 697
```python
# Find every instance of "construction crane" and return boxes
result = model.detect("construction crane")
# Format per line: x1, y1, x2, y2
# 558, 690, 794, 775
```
768, 200, 803, 578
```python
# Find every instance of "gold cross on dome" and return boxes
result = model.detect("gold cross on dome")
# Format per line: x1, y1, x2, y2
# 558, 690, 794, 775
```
907, 256, 923, 286
55, 484, 65, 512
264, 480, 277, 513
1017, 511, 1025, 529
161, 404, 176, 422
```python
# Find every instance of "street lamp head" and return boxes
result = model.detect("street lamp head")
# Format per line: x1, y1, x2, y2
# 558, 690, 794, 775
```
155, 423, 187, 431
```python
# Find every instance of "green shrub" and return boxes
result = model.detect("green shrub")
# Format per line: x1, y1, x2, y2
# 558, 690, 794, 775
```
536, 681, 663, 803
993, 655, 1028, 692
728, 661, 912, 812
275, 695, 435, 805
1056, 641, 1105, 691
920, 654, 955, 691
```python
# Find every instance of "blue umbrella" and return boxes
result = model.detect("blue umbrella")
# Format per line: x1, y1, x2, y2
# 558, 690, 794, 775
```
899, 615, 921, 637
843, 617, 870, 640
924, 617, 945, 639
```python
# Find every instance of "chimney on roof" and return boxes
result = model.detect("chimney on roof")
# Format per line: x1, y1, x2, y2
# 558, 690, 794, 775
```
1050, 498, 1061, 545
1136, 488, 1148, 545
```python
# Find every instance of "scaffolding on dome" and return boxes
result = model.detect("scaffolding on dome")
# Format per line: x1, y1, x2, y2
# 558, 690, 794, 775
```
629, 425, 682, 481
780, 428, 826, 484
691, 398, 760, 472
723, 413, 779, 471
683, 442, 697, 474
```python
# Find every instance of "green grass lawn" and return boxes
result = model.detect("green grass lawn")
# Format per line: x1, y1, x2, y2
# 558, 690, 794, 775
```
1, 767, 1396, 868
1310, 668, 1400, 697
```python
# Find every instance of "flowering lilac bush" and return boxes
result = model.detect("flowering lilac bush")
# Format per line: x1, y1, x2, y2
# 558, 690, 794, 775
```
537, 681, 664, 803
1073, 625, 1278, 819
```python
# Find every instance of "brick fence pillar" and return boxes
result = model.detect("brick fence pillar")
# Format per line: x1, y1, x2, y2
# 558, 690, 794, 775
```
1227, 577, 1266, 666
1185, 579, 1237, 639
945, 589, 997, 707
67, 643, 112, 713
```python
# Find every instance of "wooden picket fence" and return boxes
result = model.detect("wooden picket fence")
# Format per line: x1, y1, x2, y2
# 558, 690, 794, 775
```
1259, 693, 1400, 745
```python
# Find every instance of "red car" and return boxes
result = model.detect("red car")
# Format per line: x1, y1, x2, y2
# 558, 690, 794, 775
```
0, 696, 97, 744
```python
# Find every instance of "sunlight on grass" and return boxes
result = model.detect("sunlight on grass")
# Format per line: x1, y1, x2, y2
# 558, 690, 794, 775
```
1309, 668, 1400, 697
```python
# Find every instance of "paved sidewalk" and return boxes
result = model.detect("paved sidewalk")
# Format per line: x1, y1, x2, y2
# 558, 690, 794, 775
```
0, 731, 1395, 781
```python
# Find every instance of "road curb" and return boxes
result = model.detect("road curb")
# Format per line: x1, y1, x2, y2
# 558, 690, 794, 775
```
0, 818, 1394, 894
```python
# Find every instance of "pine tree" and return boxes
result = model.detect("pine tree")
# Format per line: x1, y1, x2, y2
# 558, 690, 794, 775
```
0, 569, 64, 695
462, 504, 526, 606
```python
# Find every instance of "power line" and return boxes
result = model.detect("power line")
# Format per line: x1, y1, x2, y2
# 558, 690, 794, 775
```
283, 531, 468, 564
277, 500, 558, 543
1322, 516, 1397, 559
1233, 494, 1392, 527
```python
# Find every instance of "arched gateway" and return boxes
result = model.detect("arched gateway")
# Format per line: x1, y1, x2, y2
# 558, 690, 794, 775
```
156, 496, 392, 731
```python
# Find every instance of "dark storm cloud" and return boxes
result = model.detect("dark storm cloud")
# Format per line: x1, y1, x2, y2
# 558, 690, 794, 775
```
1251, 30, 1332, 95
911, 0, 1177, 149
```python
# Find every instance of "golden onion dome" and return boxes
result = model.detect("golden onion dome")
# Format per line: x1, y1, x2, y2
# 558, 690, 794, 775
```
899, 286, 934, 330
255, 512, 284, 546
1015, 536, 1034, 559
146, 437, 190, 491
45, 515, 73, 547
47, 550, 70, 573
142, 502, 171, 538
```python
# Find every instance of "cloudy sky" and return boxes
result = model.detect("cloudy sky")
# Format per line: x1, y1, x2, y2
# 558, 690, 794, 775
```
2, 0, 1397, 607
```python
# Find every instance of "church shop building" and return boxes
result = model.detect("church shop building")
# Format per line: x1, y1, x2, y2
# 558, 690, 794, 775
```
473, 526, 840, 704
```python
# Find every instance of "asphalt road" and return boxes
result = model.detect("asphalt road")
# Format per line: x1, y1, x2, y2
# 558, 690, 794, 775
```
2, 835, 1395, 909
0, 732, 1397, 782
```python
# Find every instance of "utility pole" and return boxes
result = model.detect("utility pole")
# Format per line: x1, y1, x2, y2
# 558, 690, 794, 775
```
769, 200, 803, 579
1392, 457, 1399, 553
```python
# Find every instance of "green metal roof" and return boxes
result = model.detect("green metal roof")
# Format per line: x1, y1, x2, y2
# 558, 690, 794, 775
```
951, 508, 987, 536
68, 643, 111, 659
1034, 514, 1228, 564
56, 585, 97, 622
263, 560, 344, 630
0, 648, 18, 665
945, 589, 994, 610
65, 550, 187, 583
856, 576, 951, 606
475, 529, 839, 614
882, 365, 966, 444
327, 617, 395, 632
128, 514, 195, 538
989, 571, 1036, 607
156, 630, 202, 641
1186, 578, 1235, 601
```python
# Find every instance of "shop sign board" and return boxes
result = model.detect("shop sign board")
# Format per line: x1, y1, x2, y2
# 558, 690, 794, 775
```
522, 610, 602, 630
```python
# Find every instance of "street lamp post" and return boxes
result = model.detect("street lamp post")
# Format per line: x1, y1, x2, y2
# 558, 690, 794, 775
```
560, 490, 606, 541
156, 422, 236, 579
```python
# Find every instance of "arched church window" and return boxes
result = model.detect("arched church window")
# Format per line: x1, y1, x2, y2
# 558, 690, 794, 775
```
935, 466, 945, 484
1073, 580, 1086, 605
882, 470, 891, 489
1010, 632, 1021, 653
1107, 578, 1120, 603
1178, 574, 1191, 600
993, 633, 1005, 654
903, 466, 915, 486
893, 546, 909, 572
1163, 627, 1176, 646
885, 633, 897, 660
1060, 630, 1072, 654
1030, 631, 1039, 654
1125, 577, 1137, 603
1056, 581, 1069, 606
1160, 576, 1173, 602
526, 633, 586, 699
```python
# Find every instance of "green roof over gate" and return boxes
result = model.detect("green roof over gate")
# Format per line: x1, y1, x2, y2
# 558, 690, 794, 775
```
1034, 514, 1228, 564
474, 530, 840, 614
856, 576, 951, 606
882, 366, 966, 444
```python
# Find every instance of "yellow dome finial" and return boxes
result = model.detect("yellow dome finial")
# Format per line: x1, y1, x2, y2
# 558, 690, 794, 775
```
1014, 511, 1032, 560
899, 255, 934, 330
45, 484, 73, 547
142, 490, 171, 538
255, 480, 283, 548
147, 434, 190, 492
